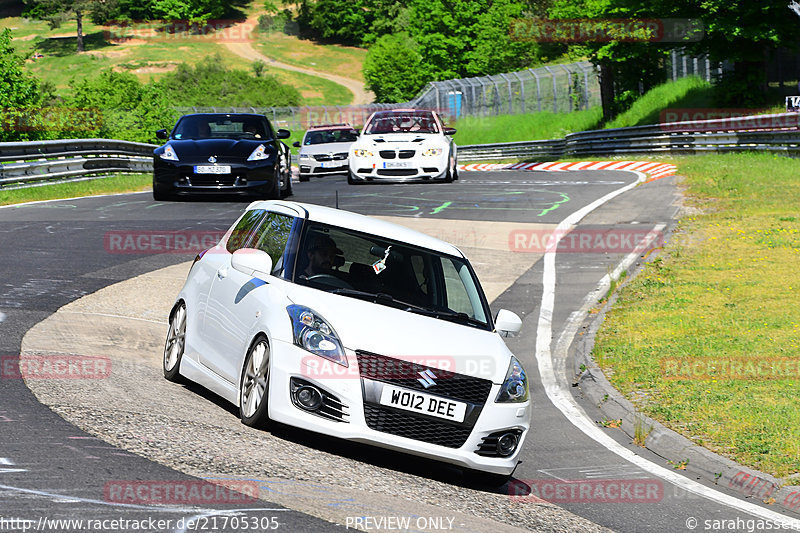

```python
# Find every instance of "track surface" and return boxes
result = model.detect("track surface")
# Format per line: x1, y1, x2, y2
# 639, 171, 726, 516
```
0, 171, 798, 532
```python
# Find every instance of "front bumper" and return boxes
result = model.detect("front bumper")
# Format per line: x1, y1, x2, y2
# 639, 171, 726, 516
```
153, 158, 277, 195
349, 154, 449, 183
298, 158, 349, 177
267, 340, 530, 474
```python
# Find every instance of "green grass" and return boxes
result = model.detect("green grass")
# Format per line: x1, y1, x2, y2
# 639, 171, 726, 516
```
0, 174, 151, 206
2, 15, 353, 105
253, 32, 367, 82
452, 107, 603, 145
604, 76, 714, 129
592, 152, 800, 479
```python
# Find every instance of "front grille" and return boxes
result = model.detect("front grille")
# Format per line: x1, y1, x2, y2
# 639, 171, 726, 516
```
188, 175, 237, 187
379, 150, 396, 159
398, 150, 415, 159
377, 169, 416, 176
364, 405, 472, 448
356, 351, 492, 405
312, 153, 349, 162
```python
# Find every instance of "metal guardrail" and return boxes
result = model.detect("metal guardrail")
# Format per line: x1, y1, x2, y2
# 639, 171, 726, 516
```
458, 112, 800, 162
3, 112, 800, 185
0, 139, 157, 187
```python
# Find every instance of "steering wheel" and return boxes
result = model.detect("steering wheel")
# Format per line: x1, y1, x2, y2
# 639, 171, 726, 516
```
306, 274, 353, 290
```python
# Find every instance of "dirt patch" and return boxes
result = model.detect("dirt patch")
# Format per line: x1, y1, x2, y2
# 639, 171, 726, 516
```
14, 34, 38, 41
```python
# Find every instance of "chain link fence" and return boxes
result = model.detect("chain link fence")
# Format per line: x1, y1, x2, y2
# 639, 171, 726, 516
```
176, 60, 602, 130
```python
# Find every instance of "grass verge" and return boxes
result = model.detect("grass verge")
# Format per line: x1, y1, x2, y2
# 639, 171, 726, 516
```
452, 107, 603, 145
0, 174, 151, 206
592, 152, 800, 479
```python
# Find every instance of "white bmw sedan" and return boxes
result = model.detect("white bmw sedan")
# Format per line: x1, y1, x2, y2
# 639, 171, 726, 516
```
347, 109, 458, 184
163, 200, 530, 481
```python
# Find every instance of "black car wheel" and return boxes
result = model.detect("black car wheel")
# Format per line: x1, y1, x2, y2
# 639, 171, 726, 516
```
347, 170, 363, 185
281, 170, 293, 198
152, 181, 173, 201
262, 167, 281, 199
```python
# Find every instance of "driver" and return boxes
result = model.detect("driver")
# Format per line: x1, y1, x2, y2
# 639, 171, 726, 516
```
303, 234, 342, 277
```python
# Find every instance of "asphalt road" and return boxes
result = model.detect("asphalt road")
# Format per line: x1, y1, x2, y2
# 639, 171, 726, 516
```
0, 171, 798, 532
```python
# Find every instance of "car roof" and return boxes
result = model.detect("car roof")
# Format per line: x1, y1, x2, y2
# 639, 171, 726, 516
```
307, 123, 353, 130
179, 113, 267, 119
247, 200, 464, 257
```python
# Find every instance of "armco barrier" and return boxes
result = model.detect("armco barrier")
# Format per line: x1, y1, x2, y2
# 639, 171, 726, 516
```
2, 112, 799, 185
0, 139, 157, 188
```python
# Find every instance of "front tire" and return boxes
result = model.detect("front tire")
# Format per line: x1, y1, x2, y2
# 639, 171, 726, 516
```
153, 181, 173, 201
347, 170, 362, 185
281, 170, 293, 198
262, 167, 281, 199
239, 336, 271, 428
163, 302, 186, 382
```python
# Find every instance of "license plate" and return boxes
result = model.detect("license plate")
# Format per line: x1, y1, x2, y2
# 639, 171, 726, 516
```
194, 165, 231, 174
320, 162, 341, 168
379, 384, 466, 422
383, 161, 410, 169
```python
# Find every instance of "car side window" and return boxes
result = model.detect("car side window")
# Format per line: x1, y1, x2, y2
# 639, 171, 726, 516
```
226, 209, 266, 254
251, 212, 295, 276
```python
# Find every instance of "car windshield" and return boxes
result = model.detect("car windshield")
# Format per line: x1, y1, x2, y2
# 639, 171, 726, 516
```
294, 223, 490, 329
172, 115, 272, 140
363, 112, 440, 134
303, 128, 359, 145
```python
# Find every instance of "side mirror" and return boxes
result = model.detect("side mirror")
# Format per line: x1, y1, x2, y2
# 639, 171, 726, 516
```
276, 129, 291, 139
495, 309, 522, 338
231, 248, 273, 279
292, 141, 301, 148
156, 129, 169, 140
443, 127, 457, 136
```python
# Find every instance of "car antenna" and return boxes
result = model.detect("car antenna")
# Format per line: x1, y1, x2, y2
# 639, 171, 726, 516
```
335, 190, 339, 209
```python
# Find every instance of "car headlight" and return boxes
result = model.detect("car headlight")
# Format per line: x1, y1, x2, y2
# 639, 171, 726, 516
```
422, 148, 443, 157
496, 356, 529, 403
160, 144, 179, 161
287, 305, 347, 366
353, 148, 373, 157
299, 153, 311, 160
247, 144, 269, 161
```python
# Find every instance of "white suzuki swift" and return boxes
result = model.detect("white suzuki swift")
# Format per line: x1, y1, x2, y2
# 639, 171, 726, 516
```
163, 200, 530, 481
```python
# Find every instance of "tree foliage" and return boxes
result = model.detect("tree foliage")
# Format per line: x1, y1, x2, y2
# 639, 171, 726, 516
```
363, 32, 429, 103
0, 29, 44, 141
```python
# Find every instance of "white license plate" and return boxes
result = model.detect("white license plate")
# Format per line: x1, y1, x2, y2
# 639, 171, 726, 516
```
383, 161, 410, 169
320, 161, 342, 168
194, 165, 231, 174
379, 385, 466, 422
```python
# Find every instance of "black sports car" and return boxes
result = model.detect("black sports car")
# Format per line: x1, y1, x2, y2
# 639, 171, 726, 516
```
152, 113, 293, 200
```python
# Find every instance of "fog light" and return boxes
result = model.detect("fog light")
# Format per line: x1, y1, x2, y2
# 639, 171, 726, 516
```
296, 385, 323, 411
496, 432, 519, 457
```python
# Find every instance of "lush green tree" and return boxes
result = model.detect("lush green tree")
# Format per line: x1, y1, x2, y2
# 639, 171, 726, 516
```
304, 0, 368, 45
157, 56, 302, 107
0, 29, 43, 141
363, 32, 430, 102
22, 0, 106, 52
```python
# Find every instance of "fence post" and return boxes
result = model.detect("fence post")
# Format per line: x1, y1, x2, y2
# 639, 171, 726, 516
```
544, 66, 557, 113
512, 71, 526, 114
529, 69, 542, 112
499, 73, 513, 115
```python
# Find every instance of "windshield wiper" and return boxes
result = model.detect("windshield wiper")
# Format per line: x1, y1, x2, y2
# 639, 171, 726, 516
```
404, 307, 486, 327
330, 288, 427, 311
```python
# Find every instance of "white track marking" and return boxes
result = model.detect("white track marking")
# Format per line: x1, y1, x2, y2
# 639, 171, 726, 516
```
535, 170, 800, 529
0, 310, 5, 324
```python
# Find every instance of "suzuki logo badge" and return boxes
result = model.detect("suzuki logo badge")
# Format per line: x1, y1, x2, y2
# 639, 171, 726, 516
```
417, 369, 437, 389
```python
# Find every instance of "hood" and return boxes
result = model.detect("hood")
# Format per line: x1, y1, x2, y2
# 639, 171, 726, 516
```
285, 284, 510, 383
299, 142, 354, 156
170, 138, 274, 159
